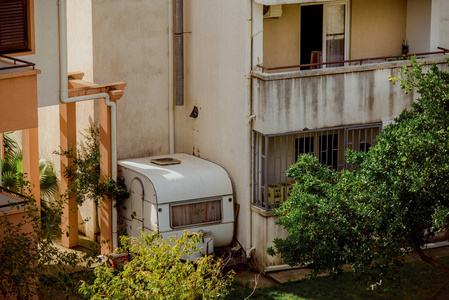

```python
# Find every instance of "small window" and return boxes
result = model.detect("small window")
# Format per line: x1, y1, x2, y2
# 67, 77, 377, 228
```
170, 199, 222, 228
295, 136, 314, 158
0, 0, 30, 54
319, 133, 339, 170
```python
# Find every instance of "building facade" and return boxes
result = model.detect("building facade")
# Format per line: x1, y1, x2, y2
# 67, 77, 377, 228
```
8, 0, 449, 272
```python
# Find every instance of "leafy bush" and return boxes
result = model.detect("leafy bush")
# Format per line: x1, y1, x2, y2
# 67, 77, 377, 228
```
79, 232, 234, 299
55, 126, 128, 207
268, 58, 449, 281
0, 191, 99, 299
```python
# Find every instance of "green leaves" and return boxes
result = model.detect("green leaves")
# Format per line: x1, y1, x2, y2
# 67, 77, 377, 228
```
79, 232, 234, 299
269, 58, 449, 282
54, 126, 129, 207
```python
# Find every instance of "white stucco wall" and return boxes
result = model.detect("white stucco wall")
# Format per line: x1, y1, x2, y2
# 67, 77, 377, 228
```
67, 0, 98, 240
39, 0, 96, 172
19, 0, 60, 108
37, 0, 98, 239
91, 0, 170, 160
90, 0, 253, 253
176, 0, 252, 252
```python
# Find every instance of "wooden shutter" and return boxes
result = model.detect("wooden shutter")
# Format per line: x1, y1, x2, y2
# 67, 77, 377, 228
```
0, 0, 29, 54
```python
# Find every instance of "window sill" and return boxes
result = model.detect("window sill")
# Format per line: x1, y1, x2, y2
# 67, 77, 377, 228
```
3, 49, 36, 57
251, 205, 276, 217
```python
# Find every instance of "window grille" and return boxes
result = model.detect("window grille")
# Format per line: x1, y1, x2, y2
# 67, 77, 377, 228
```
253, 123, 381, 210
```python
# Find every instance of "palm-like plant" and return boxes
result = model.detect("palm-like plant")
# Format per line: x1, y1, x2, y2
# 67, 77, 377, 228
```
1, 148, 24, 193
3, 132, 18, 157
1, 133, 58, 201
39, 159, 58, 202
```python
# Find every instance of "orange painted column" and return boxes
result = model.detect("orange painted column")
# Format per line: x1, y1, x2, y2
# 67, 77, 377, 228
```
22, 127, 40, 207
0, 132, 4, 159
60, 103, 79, 248
99, 99, 113, 254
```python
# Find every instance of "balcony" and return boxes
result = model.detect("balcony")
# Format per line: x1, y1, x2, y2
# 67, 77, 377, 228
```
0, 55, 40, 133
252, 53, 449, 135
252, 0, 449, 135
0, 186, 30, 213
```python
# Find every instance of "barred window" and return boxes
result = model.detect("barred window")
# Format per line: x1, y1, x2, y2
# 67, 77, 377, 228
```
253, 124, 381, 210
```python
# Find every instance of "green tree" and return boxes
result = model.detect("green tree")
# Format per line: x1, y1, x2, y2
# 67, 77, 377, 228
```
79, 232, 234, 299
0, 187, 98, 299
55, 126, 128, 207
268, 58, 449, 281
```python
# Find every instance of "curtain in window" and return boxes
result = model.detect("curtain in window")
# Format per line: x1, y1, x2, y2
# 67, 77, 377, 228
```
171, 200, 222, 228
325, 4, 345, 65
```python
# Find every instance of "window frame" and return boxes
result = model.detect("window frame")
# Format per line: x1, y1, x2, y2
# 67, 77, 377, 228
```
298, 0, 350, 67
0, 0, 35, 56
169, 198, 223, 229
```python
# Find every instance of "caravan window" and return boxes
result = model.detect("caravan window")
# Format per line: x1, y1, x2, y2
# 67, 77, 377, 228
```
170, 199, 222, 228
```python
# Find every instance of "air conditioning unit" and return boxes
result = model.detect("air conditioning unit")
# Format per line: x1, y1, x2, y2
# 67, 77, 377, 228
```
263, 5, 282, 19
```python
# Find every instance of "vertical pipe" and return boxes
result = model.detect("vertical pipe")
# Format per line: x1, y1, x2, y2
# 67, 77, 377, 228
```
168, 0, 175, 153
174, 0, 184, 106
246, 1, 254, 257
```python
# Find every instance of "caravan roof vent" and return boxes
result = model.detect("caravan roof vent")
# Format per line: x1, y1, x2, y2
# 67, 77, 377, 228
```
150, 157, 181, 166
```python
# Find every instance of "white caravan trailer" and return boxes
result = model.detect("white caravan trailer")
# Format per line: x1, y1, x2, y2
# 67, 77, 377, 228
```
118, 153, 234, 255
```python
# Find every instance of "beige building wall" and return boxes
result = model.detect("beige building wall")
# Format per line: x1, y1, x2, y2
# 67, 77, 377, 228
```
19, 0, 60, 108
406, 0, 432, 54
440, 0, 449, 49
263, 4, 300, 68
350, 0, 407, 60
91, 0, 170, 160
39, 0, 96, 172
177, 0, 252, 250
37, 0, 98, 239
67, 0, 98, 240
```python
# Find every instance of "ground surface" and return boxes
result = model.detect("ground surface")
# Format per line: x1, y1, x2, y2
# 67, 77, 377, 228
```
228, 245, 449, 299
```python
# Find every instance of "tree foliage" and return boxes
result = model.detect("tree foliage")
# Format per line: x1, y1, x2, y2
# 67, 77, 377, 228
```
55, 126, 128, 207
79, 232, 234, 299
0, 187, 99, 299
268, 58, 449, 281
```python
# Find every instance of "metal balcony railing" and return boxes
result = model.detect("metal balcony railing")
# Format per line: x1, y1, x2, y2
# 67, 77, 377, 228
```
253, 123, 382, 210
0, 54, 35, 71
0, 185, 30, 210
256, 47, 449, 72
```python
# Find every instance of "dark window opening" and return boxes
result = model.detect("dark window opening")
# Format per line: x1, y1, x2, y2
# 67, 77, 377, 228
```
295, 136, 314, 160
359, 142, 371, 152
300, 5, 323, 70
320, 133, 338, 170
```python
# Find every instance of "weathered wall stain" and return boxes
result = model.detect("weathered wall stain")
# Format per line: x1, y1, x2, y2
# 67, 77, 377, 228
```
251, 60, 448, 135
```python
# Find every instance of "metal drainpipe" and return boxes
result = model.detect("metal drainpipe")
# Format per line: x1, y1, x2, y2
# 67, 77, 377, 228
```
174, 0, 184, 106
168, 0, 175, 154
58, 0, 119, 249
246, 0, 255, 259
